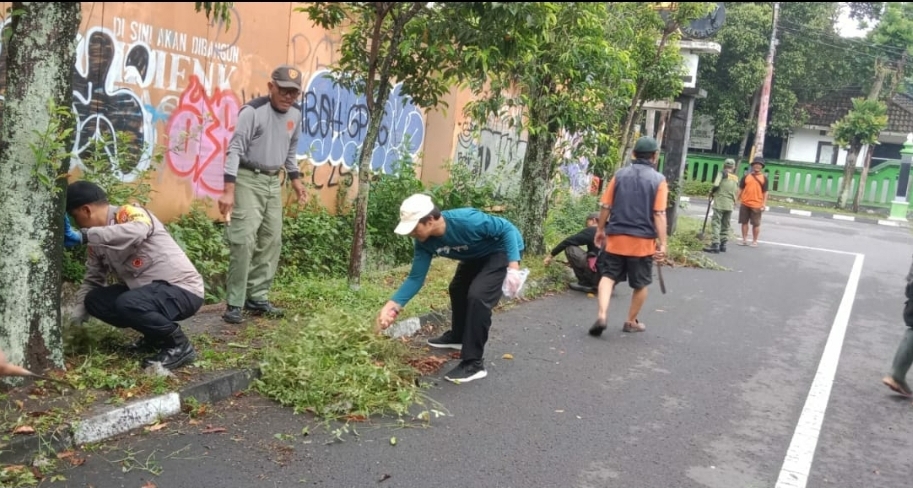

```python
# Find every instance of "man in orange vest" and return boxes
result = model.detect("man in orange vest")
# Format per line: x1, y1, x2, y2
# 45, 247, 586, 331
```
737, 156, 769, 247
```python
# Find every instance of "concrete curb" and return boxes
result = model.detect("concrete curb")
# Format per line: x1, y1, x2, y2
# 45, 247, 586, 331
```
0, 369, 260, 464
2, 278, 562, 464
680, 196, 910, 228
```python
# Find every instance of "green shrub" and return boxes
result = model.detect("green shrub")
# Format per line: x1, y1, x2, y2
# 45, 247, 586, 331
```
682, 180, 713, 197
366, 156, 426, 267
166, 202, 230, 304
279, 201, 354, 280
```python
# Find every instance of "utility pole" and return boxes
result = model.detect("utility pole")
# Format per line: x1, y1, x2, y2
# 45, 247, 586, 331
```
749, 2, 780, 163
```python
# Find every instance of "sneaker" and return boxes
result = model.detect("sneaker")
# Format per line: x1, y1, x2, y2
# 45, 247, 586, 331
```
444, 360, 487, 384
589, 319, 607, 337
427, 330, 462, 350
623, 320, 646, 333
882, 375, 913, 397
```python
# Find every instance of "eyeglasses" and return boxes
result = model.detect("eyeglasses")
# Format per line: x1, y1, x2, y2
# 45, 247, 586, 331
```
278, 87, 300, 98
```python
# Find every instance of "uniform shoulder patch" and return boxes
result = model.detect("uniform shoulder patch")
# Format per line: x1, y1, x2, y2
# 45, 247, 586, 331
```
116, 205, 152, 226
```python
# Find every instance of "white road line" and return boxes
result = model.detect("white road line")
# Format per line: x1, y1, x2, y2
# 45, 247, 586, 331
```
774, 252, 865, 488
789, 209, 813, 217
877, 219, 900, 227
756, 240, 860, 256
831, 214, 855, 222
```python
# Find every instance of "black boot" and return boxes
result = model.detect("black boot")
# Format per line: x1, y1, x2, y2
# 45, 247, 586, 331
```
703, 243, 720, 254
222, 305, 244, 324
142, 329, 197, 370
719, 241, 728, 253
126, 335, 164, 354
244, 299, 284, 318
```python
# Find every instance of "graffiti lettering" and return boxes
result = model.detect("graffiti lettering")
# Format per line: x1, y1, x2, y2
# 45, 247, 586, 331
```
455, 121, 527, 195
298, 70, 425, 174
165, 75, 240, 198
291, 33, 339, 72
311, 163, 353, 190
72, 28, 155, 182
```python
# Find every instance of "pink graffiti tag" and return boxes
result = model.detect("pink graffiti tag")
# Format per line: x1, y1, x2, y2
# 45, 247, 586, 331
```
166, 75, 240, 198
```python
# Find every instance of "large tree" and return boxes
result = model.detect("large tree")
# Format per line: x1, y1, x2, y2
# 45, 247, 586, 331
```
695, 2, 877, 159
0, 2, 82, 381
0, 2, 230, 383
300, 2, 475, 288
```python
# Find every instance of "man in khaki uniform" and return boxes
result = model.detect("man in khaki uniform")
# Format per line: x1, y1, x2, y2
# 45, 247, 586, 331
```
66, 181, 203, 370
703, 158, 739, 253
219, 64, 307, 324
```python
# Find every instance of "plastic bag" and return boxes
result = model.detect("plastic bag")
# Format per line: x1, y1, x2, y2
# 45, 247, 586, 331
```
502, 267, 530, 300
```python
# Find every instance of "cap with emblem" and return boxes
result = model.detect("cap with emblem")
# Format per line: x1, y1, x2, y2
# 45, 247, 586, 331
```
633, 136, 659, 154
271, 64, 302, 90
394, 193, 436, 235
66, 180, 108, 212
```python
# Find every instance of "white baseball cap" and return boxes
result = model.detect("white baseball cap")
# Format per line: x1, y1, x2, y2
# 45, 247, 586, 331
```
394, 193, 435, 235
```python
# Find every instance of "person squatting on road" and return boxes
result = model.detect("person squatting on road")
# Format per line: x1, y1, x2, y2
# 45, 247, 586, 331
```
219, 64, 307, 325
544, 212, 601, 293
590, 136, 668, 337
64, 181, 204, 370
376, 194, 525, 384
703, 158, 739, 254
882, 256, 913, 398
737, 156, 769, 247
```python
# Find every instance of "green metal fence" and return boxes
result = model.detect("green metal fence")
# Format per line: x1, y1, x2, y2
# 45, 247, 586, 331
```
658, 153, 907, 208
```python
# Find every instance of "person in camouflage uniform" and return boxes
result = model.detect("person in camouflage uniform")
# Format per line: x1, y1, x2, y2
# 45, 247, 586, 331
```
703, 158, 739, 254
882, 256, 913, 398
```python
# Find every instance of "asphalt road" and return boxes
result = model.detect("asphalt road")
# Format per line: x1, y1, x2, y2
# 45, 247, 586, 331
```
42, 208, 913, 488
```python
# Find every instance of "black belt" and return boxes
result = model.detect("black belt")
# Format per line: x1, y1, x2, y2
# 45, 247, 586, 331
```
239, 162, 280, 176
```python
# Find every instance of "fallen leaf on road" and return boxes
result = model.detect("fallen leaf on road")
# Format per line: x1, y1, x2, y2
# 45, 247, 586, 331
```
12, 425, 35, 435
345, 414, 367, 422
142, 482, 157, 488
189, 419, 201, 425
57, 451, 76, 460
587, 293, 595, 298
502, 353, 514, 360
14, 400, 24, 410
201, 426, 227, 434
449, 351, 461, 359
390, 436, 397, 445
146, 422, 168, 432
379, 473, 392, 482
406, 355, 448, 375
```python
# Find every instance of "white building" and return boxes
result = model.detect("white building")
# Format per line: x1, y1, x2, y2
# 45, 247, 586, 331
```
782, 88, 913, 167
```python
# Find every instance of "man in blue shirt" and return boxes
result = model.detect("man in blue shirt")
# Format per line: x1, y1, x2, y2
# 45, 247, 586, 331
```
376, 193, 525, 384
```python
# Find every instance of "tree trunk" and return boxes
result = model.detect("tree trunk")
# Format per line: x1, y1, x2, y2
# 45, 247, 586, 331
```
517, 102, 557, 255
347, 83, 391, 288
852, 145, 873, 213
845, 66, 887, 212
0, 2, 81, 383
738, 88, 761, 163
836, 142, 860, 209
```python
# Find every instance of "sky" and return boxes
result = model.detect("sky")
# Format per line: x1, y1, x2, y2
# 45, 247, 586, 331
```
835, 5, 875, 38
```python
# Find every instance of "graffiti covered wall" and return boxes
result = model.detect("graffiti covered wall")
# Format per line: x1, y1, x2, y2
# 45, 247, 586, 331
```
0, 2, 594, 222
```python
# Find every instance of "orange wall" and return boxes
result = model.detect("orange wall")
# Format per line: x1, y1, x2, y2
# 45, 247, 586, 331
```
0, 2, 477, 222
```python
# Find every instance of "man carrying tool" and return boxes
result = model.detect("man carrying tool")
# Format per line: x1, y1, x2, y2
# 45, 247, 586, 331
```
544, 212, 602, 293
737, 156, 769, 247
590, 136, 668, 337
64, 180, 203, 371
219, 64, 308, 324
703, 158, 739, 253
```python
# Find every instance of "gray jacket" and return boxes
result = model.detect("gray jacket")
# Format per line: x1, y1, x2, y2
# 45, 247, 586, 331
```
73, 205, 205, 318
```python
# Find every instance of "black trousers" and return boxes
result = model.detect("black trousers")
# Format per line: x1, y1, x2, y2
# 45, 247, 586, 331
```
449, 252, 508, 362
84, 280, 203, 338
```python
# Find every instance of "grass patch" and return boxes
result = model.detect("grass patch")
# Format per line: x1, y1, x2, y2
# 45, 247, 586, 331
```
668, 215, 727, 270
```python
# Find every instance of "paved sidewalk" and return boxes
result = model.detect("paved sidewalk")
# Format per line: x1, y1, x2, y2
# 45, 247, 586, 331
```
680, 196, 910, 228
